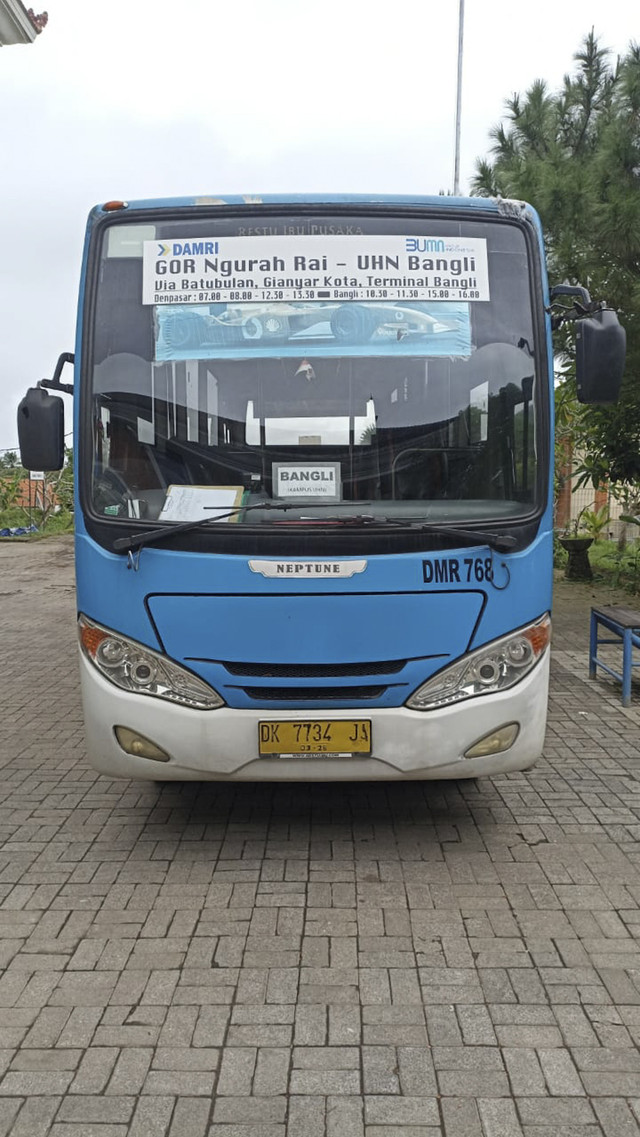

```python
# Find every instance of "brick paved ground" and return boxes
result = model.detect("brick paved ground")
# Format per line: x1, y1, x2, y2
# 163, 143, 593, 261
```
1, 534, 640, 1136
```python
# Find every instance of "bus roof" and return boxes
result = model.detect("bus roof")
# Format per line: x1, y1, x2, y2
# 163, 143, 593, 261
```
92, 193, 529, 217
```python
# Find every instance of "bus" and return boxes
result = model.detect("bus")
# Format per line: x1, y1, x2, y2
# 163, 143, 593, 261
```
18, 194, 625, 781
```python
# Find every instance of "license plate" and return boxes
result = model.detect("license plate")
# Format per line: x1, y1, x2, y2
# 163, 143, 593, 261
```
259, 719, 371, 757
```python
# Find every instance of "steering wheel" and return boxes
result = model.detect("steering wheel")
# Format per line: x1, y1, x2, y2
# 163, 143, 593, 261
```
93, 466, 133, 513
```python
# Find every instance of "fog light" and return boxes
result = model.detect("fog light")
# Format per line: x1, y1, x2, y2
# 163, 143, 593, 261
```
464, 722, 519, 759
114, 726, 171, 762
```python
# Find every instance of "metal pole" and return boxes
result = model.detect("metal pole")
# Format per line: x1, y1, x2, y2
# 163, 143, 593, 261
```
453, 0, 465, 195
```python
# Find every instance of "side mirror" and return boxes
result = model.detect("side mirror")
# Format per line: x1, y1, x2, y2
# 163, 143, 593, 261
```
576, 309, 626, 404
17, 387, 65, 471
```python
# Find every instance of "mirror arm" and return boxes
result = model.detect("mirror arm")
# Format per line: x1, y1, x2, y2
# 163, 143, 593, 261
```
549, 284, 592, 307
39, 351, 75, 395
546, 286, 605, 331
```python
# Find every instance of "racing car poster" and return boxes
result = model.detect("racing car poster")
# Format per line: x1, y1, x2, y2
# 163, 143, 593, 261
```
154, 299, 472, 362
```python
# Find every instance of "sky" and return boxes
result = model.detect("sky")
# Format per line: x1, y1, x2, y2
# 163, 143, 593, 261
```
0, 0, 636, 452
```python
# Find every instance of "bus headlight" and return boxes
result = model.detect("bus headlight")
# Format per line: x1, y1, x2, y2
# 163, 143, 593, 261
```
78, 614, 225, 710
406, 614, 550, 711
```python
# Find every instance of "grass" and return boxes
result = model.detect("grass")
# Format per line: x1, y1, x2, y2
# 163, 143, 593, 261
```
0, 508, 74, 537
555, 536, 640, 594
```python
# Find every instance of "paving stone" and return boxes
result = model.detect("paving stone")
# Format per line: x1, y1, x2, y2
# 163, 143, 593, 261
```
5, 1097, 60, 1137
212, 1098, 287, 1123
362, 1046, 400, 1094
4, 543, 640, 1137
503, 1048, 547, 1096
538, 1047, 585, 1095
142, 1071, 216, 1096
225, 1025, 291, 1048
326, 1096, 364, 1137
363, 1127, 440, 1137
478, 1097, 525, 1136
287, 1095, 325, 1137
581, 1071, 640, 1096
289, 1069, 361, 1095
592, 1098, 640, 1137
168, 1097, 211, 1137
364, 1096, 440, 1126
49, 1126, 129, 1137
106, 1047, 153, 1094
207, 1125, 284, 1137
0, 1070, 74, 1096
56, 1097, 135, 1123
69, 1047, 119, 1093
517, 1097, 597, 1126
252, 1048, 290, 1096
328, 1006, 361, 1046
151, 1047, 219, 1072
440, 1097, 484, 1137
216, 1048, 257, 1096
294, 1005, 327, 1046
293, 1047, 360, 1070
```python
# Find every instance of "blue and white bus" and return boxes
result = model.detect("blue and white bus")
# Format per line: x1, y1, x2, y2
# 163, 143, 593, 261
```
18, 195, 625, 781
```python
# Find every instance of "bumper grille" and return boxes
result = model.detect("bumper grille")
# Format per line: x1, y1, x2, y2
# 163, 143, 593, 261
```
221, 659, 407, 678
239, 685, 387, 701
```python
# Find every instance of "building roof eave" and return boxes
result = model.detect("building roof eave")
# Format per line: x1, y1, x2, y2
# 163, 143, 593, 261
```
0, 0, 46, 45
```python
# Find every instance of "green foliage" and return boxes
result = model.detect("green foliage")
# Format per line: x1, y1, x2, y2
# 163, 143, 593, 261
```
33, 510, 74, 536
0, 507, 73, 536
54, 448, 74, 513
0, 448, 74, 536
473, 32, 640, 485
0, 451, 21, 470
588, 537, 640, 593
557, 500, 608, 539
579, 503, 610, 541
0, 467, 24, 512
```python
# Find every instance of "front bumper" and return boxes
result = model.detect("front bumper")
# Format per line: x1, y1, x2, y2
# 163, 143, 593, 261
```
78, 649, 550, 781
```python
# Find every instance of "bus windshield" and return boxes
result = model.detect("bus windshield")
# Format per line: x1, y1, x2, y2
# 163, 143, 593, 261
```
87, 212, 541, 529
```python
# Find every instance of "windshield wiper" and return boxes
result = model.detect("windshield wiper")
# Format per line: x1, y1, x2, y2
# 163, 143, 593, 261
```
113, 505, 518, 555
410, 522, 517, 552
112, 501, 369, 553
268, 514, 518, 552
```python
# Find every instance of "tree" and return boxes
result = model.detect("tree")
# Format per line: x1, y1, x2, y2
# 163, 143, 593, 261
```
0, 450, 22, 470
0, 447, 73, 530
53, 448, 74, 514
472, 32, 640, 486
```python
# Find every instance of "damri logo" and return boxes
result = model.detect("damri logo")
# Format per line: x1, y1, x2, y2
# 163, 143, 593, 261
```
156, 240, 219, 257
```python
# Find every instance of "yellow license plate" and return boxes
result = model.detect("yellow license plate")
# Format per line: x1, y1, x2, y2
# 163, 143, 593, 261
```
259, 719, 371, 757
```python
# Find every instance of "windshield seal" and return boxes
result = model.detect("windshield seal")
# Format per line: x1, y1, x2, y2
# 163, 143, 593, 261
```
79, 203, 551, 556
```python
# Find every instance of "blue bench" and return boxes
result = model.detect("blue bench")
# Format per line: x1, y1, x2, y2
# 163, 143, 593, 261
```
589, 606, 640, 706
